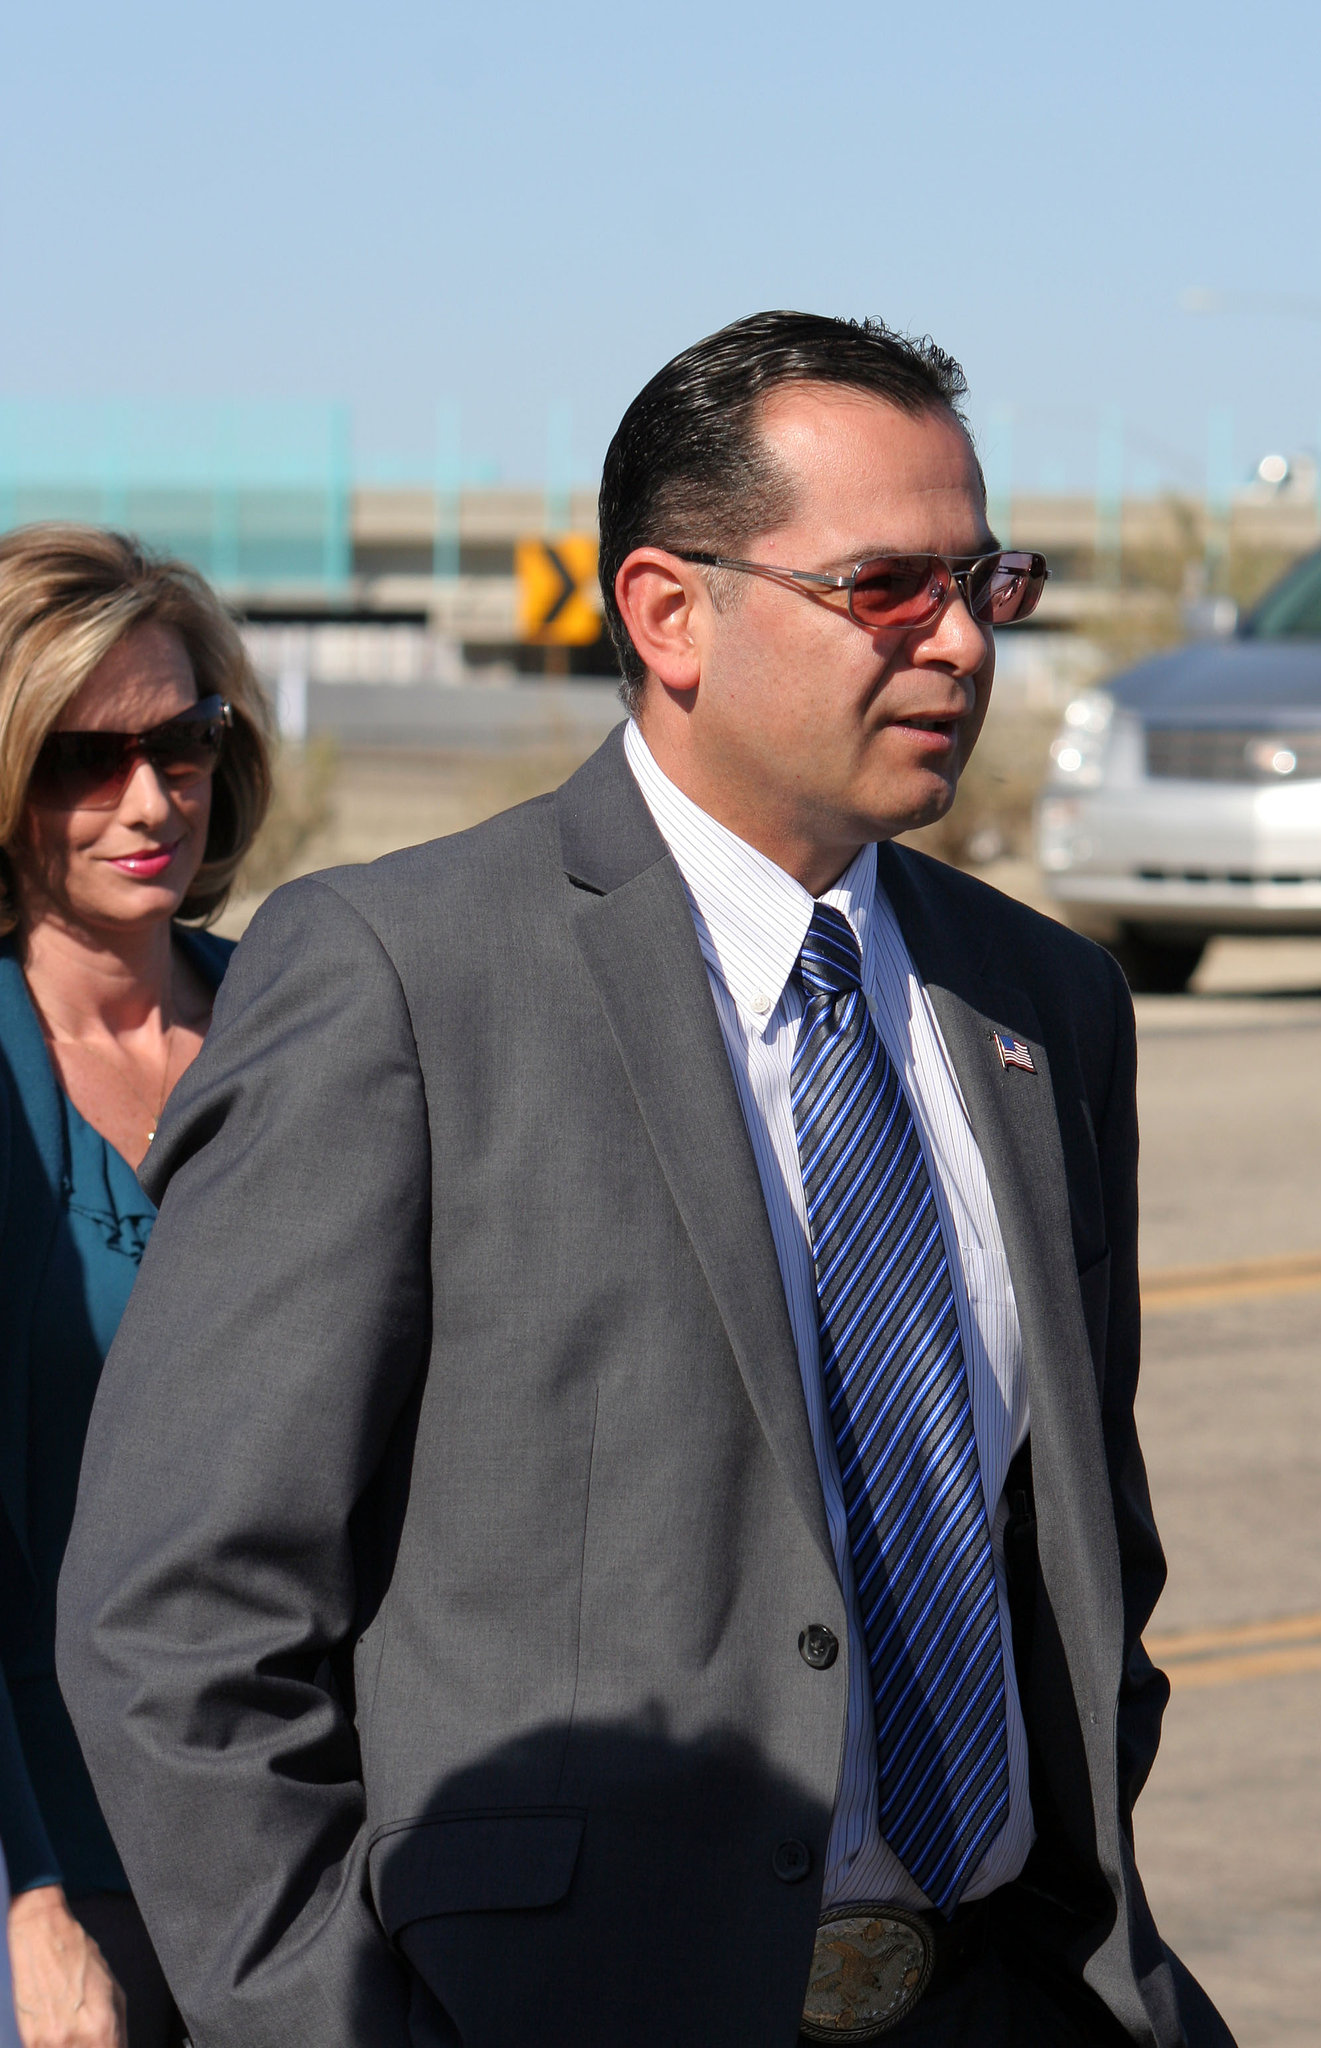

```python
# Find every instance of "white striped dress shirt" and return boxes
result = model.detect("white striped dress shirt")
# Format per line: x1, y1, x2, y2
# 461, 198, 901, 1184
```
624, 720, 1035, 1909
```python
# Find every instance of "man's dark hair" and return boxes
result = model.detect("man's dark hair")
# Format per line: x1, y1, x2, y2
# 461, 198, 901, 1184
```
598, 310, 973, 709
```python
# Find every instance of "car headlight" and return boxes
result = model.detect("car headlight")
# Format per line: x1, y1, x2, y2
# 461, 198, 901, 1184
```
1036, 796, 1089, 870
1047, 690, 1115, 788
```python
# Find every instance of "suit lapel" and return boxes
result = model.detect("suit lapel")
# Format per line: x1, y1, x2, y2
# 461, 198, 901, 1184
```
877, 847, 1125, 1703
556, 738, 1130, 1651
558, 734, 833, 1568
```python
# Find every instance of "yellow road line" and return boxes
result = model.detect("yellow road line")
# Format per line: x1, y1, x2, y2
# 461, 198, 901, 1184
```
1141, 1250, 1321, 1312
1161, 1645, 1321, 1690
1146, 1612, 1321, 1689
1147, 1611, 1321, 1659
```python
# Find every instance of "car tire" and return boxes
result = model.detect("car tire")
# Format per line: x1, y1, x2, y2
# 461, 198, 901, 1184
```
1110, 928, 1208, 995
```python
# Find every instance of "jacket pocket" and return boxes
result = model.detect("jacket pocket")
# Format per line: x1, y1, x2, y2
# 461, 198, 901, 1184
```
368, 1808, 585, 1937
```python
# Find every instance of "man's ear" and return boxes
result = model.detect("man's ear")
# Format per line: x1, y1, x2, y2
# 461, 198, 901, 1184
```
614, 548, 706, 695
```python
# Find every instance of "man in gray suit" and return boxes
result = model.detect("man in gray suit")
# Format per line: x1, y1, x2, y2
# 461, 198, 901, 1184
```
59, 313, 1232, 2048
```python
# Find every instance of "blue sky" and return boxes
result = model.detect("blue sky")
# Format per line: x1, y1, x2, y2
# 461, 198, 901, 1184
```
2, 0, 1316, 496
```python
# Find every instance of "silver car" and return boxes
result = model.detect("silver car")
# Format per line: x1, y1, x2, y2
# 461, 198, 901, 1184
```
1036, 546, 1321, 990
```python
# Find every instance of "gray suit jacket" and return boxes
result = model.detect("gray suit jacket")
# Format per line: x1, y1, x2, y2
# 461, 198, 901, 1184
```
58, 727, 1231, 2048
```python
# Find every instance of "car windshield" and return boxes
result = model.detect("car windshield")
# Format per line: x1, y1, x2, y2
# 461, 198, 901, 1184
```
1240, 549, 1321, 639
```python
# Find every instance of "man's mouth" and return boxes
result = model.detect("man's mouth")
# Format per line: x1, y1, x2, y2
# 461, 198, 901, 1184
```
895, 714, 960, 741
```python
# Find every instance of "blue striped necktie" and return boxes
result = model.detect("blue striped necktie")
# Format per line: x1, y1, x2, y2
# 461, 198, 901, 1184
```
791, 902, 1009, 1915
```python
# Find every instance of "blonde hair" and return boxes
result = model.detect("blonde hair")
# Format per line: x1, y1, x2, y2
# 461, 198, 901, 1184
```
0, 523, 274, 935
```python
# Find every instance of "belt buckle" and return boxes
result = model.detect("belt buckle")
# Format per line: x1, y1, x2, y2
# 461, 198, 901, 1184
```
800, 1902, 935, 2040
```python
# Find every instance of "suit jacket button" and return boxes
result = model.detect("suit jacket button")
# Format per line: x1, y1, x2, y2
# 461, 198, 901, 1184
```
799, 1625, 839, 1670
772, 1838, 812, 1883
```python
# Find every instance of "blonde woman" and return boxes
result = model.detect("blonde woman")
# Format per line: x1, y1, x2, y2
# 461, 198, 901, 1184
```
0, 526, 271, 2048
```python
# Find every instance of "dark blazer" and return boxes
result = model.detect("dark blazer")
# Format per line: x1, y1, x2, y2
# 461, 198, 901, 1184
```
0, 926, 233, 1895
57, 731, 1230, 2048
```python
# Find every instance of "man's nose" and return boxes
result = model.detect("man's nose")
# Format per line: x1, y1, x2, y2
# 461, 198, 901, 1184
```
915, 582, 991, 676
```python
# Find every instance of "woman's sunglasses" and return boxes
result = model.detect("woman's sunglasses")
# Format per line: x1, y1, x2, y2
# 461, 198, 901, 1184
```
671, 548, 1049, 630
29, 694, 233, 812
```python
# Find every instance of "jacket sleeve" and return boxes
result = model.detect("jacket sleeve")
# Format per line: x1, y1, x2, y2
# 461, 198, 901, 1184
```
0, 1661, 61, 1895
56, 877, 430, 2048
1094, 950, 1170, 1827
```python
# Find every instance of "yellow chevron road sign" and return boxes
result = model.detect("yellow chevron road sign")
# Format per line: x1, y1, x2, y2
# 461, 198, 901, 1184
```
515, 534, 602, 645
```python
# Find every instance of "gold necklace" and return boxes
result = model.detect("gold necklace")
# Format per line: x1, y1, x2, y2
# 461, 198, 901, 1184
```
41, 1018, 177, 1145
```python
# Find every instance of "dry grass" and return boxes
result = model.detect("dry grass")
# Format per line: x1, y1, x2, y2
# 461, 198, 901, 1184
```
238, 738, 340, 898
216, 705, 1066, 939
216, 739, 603, 936
902, 705, 1061, 869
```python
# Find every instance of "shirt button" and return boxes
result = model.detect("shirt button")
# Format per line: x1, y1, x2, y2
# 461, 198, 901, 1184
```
799, 1625, 839, 1670
749, 990, 774, 1016
771, 1838, 812, 1883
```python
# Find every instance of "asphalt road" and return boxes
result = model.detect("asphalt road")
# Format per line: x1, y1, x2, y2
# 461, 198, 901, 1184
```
304, 677, 624, 750
1130, 958, 1321, 2048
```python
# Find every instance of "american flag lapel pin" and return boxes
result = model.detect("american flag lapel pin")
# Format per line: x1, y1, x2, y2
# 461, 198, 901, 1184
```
993, 1031, 1037, 1074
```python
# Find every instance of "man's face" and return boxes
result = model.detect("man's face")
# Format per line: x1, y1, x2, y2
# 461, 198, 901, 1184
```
637, 383, 997, 886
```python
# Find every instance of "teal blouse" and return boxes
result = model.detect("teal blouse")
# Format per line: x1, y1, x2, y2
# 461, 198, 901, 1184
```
0, 928, 233, 1895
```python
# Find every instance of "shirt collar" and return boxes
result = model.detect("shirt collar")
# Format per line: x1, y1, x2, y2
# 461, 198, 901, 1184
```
623, 719, 877, 1035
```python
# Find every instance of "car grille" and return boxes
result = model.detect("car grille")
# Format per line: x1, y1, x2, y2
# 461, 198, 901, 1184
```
1145, 728, 1321, 781
1135, 868, 1321, 885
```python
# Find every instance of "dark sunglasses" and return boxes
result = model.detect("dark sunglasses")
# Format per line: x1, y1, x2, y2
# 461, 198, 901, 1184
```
671, 548, 1049, 630
29, 694, 233, 812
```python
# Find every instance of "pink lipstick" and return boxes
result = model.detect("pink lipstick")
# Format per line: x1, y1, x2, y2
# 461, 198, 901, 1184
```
109, 844, 179, 878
